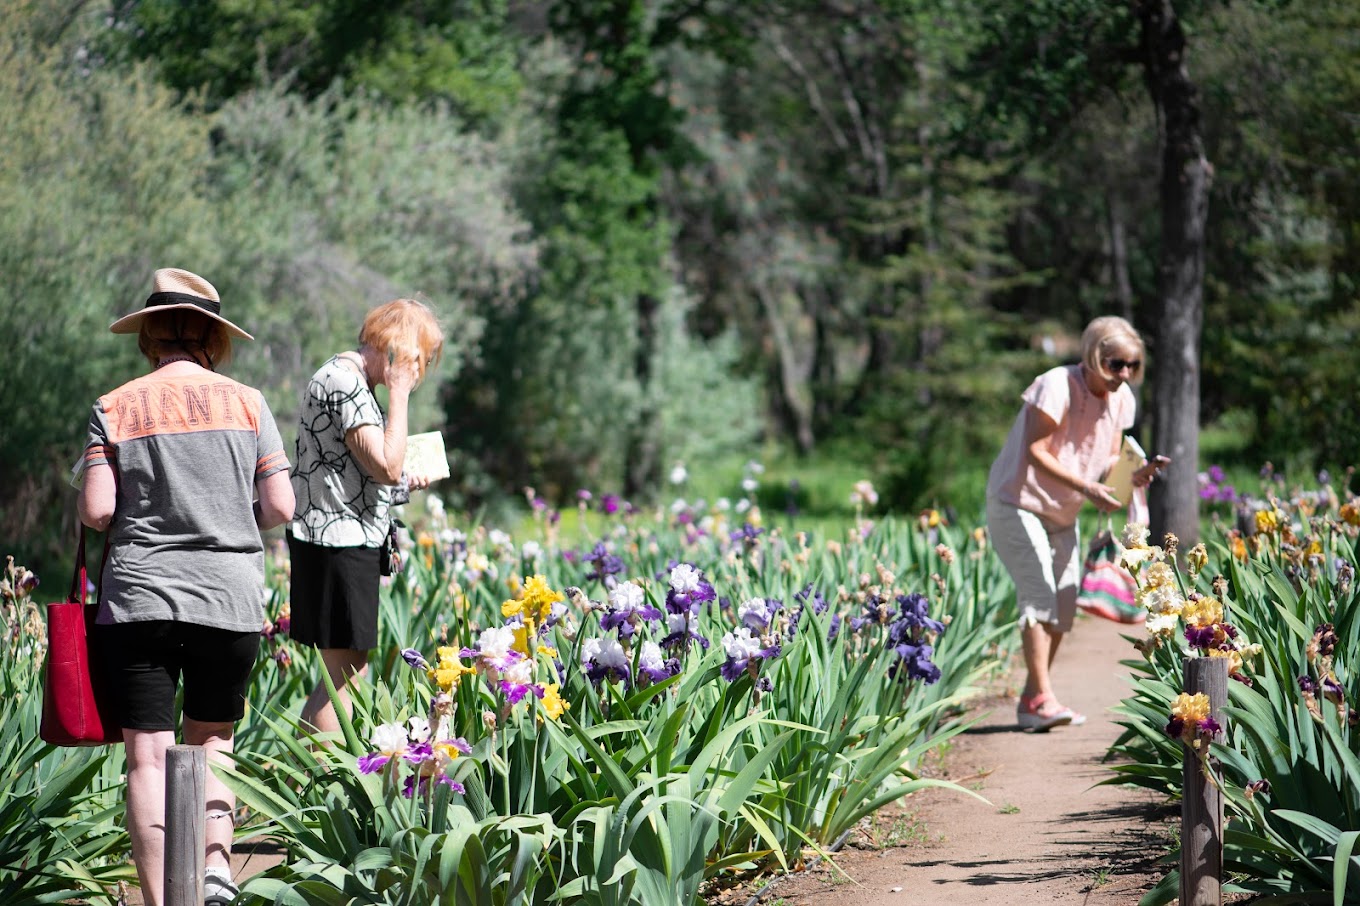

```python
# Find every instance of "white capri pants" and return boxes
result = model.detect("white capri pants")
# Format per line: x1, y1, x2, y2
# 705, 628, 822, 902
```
985, 497, 1080, 632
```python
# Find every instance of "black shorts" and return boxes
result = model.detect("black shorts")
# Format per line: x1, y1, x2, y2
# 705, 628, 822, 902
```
287, 533, 381, 651
93, 621, 261, 731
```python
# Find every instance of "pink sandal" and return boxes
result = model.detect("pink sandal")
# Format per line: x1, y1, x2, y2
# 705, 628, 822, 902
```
1017, 692, 1074, 732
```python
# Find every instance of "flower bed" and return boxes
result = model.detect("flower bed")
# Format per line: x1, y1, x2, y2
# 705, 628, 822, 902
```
1106, 485, 1360, 904
3, 493, 1020, 905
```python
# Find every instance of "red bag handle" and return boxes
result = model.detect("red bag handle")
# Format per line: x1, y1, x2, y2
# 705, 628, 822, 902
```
68, 523, 111, 607
68, 526, 88, 603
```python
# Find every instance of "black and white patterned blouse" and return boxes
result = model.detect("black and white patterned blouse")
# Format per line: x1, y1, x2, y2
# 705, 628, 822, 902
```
289, 355, 390, 548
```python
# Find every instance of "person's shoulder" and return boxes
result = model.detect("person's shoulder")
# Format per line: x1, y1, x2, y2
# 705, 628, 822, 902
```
213, 373, 264, 393
1115, 381, 1137, 408
96, 374, 148, 407
311, 356, 365, 392
1030, 363, 1077, 390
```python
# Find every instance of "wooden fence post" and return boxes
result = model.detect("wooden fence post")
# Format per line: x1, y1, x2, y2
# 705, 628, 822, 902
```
1180, 656, 1229, 906
165, 745, 206, 906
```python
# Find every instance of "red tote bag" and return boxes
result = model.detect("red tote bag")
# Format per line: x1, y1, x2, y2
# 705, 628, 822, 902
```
40, 528, 122, 746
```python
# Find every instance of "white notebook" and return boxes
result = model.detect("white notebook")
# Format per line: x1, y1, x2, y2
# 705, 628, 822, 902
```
1105, 434, 1146, 506
403, 431, 450, 481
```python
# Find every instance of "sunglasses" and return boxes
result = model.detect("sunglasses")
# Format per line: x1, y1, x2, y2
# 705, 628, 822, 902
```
1104, 357, 1142, 373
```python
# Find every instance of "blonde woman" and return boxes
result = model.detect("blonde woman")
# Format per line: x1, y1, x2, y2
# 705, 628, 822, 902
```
985, 316, 1169, 731
76, 268, 295, 906
288, 299, 445, 736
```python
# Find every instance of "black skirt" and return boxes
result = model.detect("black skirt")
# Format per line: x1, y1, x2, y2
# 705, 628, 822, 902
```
287, 533, 381, 650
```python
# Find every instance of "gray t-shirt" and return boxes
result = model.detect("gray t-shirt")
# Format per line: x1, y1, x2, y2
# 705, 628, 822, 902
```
75, 366, 290, 631
289, 355, 391, 548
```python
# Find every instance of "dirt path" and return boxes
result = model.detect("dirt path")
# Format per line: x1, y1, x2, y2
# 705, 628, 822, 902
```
724, 613, 1175, 906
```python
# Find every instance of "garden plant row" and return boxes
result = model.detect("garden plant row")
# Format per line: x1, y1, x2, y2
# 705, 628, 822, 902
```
1108, 485, 1360, 905
4, 478, 1359, 904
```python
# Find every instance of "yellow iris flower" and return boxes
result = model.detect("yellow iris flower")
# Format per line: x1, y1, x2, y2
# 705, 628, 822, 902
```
541, 683, 570, 721
1171, 692, 1212, 724
503, 575, 564, 625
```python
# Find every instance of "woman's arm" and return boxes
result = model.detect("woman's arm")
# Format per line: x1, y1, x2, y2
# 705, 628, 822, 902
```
345, 403, 408, 486
78, 462, 117, 531
254, 471, 295, 530
344, 356, 416, 484
1023, 405, 1121, 512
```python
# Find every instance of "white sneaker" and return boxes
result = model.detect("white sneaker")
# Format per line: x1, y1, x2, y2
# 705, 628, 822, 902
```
204, 868, 239, 906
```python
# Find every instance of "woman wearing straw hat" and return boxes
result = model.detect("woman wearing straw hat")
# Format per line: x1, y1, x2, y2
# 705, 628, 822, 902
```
74, 267, 294, 906
287, 299, 444, 737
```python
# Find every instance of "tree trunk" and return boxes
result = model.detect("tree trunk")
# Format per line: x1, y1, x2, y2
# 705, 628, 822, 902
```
623, 292, 661, 499
756, 286, 817, 454
1105, 192, 1134, 321
1138, 0, 1211, 548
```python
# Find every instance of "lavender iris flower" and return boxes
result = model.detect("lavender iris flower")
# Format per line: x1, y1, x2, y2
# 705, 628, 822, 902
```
583, 541, 625, 585
600, 582, 663, 639
794, 583, 829, 615
637, 640, 681, 684
582, 636, 631, 686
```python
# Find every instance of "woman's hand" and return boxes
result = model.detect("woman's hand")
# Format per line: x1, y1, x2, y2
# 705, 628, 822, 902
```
383, 350, 421, 396
405, 471, 433, 491
1132, 455, 1172, 488
1082, 480, 1122, 513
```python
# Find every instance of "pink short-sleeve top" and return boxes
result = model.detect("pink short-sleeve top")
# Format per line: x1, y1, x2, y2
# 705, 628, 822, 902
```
986, 364, 1136, 528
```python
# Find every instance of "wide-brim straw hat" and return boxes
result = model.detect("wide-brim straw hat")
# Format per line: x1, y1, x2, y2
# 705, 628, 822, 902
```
110, 267, 254, 340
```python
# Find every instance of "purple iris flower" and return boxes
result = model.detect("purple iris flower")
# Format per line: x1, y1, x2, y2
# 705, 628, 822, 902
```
500, 680, 546, 705
729, 524, 765, 547
401, 648, 430, 671
403, 773, 466, 799
661, 611, 711, 652
599, 583, 663, 639
1322, 676, 1346, 705
828, 612, 842, 641
637, 641, 681, 684
895, 593, 946, 634
738, 597, 782, 632
601, 494, 621, 515
1184, 624, 1217, 650
583, 541, 625, 585
357, 752, 396, 773
890, 641, 941, 684
1299, 675, 1318, 694
262, 610, 291, 640
665, 563, 717, 611
581, 636, 631, 686
794, 583, 829, 615
719, 627, 781, 681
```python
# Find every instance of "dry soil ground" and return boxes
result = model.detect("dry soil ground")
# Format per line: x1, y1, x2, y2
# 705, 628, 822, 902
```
707, 613, 1181, 906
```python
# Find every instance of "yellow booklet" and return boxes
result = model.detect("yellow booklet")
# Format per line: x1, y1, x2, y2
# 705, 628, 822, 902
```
1105, 434, 1146, 506
403, 431, 450, 481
